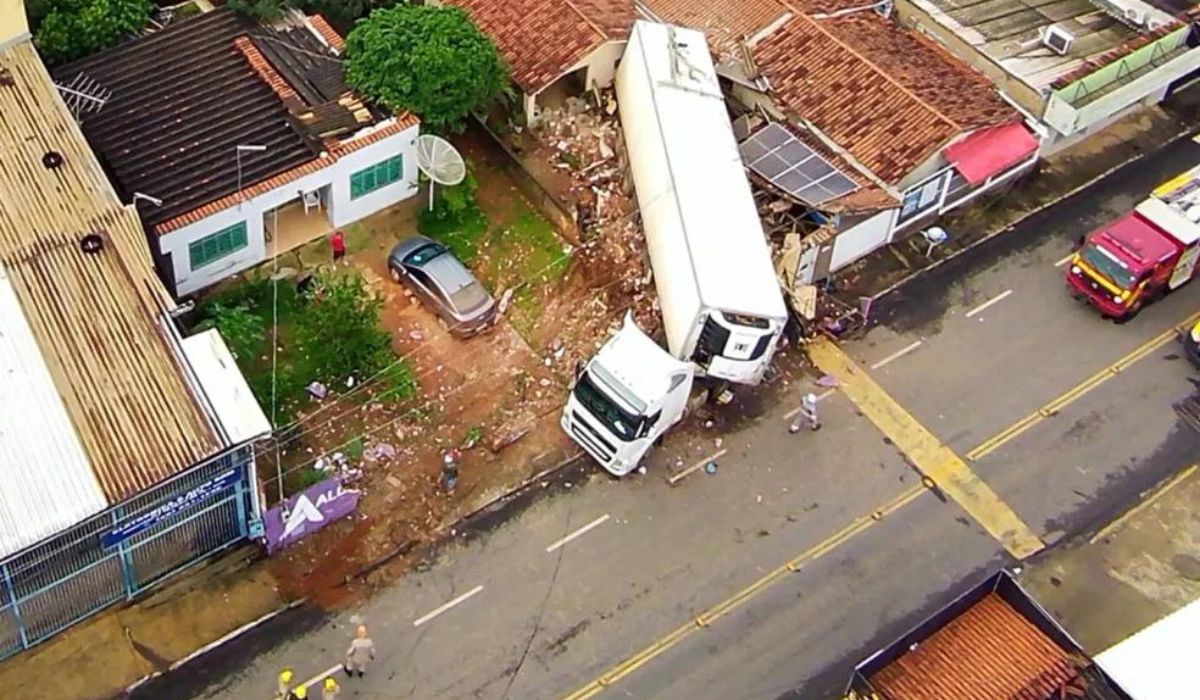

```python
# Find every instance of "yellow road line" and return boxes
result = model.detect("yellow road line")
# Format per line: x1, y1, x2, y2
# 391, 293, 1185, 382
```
1089, 464, 1198, 544
967, 311, 1200, 461
807, 337, 1044, 560
559, 486, 925, 700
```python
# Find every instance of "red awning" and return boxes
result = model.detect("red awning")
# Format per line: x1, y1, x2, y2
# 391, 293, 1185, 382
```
944, 122, 1040, 186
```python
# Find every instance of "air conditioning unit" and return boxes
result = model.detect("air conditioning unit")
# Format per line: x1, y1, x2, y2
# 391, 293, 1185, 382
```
1043, 25, 1074, 55
1147, 18, 1166, 31
1123, 6, 1146, 25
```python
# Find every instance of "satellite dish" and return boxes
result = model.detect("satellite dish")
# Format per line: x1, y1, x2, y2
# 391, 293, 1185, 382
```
415, 134, 466, 210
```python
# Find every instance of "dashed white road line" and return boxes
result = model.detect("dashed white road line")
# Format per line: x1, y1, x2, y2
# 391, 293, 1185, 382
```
965, 289, 1013, 318
667, 448, 729, 485
546, 514, 611, 553
869, 340, 923, 370
299, 664, 345, 691
413, 585, 484, 627
783, 388, 836, 420
1054, 253, 1075, 268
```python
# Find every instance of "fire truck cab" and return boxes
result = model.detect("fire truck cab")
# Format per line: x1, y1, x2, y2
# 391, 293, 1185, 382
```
1068, 166, 1200, 321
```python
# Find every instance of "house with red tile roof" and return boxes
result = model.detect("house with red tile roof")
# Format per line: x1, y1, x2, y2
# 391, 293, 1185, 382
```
55, 8, 421, 297
437, 0, 636, 123
639, 0, 1043, 284
847, 571, 1131, 700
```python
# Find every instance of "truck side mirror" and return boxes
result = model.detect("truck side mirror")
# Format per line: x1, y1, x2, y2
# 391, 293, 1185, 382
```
1073, 235, 1085, 251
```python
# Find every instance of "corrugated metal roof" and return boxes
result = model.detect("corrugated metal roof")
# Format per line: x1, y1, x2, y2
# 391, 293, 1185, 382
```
0, 264, 107, 559
0, 38, 219, 504
869, 592, 1083, 699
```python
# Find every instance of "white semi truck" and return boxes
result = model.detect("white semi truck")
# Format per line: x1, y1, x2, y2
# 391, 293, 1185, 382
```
562, 21, 787, 475
616, 20, 787, 386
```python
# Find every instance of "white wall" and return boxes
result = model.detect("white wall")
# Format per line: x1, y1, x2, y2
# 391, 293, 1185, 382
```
578, 41, 625, 90
161, 121, 419, 297
830, 210, 895, 272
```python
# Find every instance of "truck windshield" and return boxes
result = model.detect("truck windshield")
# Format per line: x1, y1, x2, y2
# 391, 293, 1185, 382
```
1081, 244, 1137, 290
574, 371, 644, 442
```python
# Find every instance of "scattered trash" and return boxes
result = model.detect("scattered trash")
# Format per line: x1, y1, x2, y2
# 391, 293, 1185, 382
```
755, 494, 763, 503
704, 462, 718, 475
307, 381, 328, 400
714, 438, 723, 449
637, 466, 647, 475
716, 389, 734, 405
704, 420, 714, 429
409, 330, 424, 341
346, 376, 356, 388
816, 375, 839, 388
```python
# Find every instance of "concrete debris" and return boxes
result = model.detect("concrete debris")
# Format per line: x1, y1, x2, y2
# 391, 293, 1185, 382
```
307, 381, 328, 400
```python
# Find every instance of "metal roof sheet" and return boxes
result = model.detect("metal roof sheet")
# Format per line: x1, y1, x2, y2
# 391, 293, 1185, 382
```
0, 265, 107, 559
0, 38, 219, 504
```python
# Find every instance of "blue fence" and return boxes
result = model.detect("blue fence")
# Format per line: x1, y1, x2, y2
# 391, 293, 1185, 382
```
0, 446, 255, 660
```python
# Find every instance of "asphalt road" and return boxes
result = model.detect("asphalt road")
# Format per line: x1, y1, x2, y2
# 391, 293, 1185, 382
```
132, 134, 1200, 700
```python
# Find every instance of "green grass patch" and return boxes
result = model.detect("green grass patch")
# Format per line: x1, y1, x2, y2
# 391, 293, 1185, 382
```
418, 173, 489, 263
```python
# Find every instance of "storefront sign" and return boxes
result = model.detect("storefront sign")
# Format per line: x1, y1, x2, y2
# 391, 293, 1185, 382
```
101, 468, 241, 549
263, 477, 360, 554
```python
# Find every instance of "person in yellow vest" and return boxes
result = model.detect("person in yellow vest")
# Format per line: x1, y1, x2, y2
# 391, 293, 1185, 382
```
322, 676, 341, 700
287, 685, 307, 700
277, 668, 295, 700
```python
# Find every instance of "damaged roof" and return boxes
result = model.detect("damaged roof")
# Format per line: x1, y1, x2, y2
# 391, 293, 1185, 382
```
53, 9, 395, 230
753, 13, 1017, 184
449, 0, 636, 93
639, 0, 791, 56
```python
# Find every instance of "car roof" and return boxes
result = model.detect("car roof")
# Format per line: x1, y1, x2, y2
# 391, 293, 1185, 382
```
420, 250, 475, 291
390, 235, 438, 261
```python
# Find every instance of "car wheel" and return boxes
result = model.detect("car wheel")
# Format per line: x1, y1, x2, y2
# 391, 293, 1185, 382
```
389, 266, 402, 283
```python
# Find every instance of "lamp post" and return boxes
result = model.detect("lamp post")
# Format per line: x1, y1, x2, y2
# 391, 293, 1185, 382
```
235, 144, 268, 208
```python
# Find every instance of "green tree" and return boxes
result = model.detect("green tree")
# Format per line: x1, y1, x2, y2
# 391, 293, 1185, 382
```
194, 302, 267, 363
33, 0, 153, 65
345, 5, 508, 130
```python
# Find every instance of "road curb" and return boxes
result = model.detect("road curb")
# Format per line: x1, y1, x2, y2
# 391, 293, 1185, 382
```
867, 126, 1196, 303
121, 597, 306, 697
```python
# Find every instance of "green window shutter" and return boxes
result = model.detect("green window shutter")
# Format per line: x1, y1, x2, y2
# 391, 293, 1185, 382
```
189, 221, 249, 270
350, 155, 405, 200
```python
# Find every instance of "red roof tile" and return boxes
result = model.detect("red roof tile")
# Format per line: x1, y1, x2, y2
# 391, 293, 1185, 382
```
754, 13, 1016, 184
309, 14, 346, 52
448, 0, 635, 93
870, 593, 1084, 700
233, 36, 300, 103
641, 0, 790, 56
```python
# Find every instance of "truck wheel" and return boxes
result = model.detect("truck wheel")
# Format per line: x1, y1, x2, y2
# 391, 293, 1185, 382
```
1113, 303, 1142, 325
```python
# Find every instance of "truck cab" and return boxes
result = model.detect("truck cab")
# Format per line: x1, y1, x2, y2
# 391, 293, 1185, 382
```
1068, 166, 1200, 320
562, 315, 694, 476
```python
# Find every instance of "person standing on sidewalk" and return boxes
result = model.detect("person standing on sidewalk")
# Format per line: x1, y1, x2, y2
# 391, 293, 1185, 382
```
344, 625, 376, 678
789, 393, 821, 433
322, 677, 341, 700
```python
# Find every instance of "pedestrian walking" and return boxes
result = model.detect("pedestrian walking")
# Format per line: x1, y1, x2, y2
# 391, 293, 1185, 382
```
344, 625, 376, 678
277, 668, 295, 700
440, 449, 460, 492
322, 676, 341, 700
330, 230, 346, 263
789, 393, 821, 433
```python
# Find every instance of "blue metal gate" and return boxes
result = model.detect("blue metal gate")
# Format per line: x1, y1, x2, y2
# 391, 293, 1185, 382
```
0, 446, 254, 659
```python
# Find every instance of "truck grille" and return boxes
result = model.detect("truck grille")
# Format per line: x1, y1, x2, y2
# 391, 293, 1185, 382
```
571, 412, 614, 460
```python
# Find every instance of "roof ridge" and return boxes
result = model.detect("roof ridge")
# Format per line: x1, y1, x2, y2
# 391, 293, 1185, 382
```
797, 13, 960, 131
561, 0, 610, 40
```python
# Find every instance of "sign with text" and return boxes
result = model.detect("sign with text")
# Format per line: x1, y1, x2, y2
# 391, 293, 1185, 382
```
263, 477, 360, 554
101, 468, 241, 549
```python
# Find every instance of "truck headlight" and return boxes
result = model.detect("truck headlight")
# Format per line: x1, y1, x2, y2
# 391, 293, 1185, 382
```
1071, 265, 1081, 275
1113, 294, 1124, 304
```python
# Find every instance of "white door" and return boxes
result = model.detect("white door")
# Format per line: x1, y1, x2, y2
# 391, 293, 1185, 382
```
1169, 244, 1200, 290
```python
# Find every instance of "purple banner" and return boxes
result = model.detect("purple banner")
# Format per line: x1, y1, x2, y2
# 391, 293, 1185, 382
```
263, 476, 360, 554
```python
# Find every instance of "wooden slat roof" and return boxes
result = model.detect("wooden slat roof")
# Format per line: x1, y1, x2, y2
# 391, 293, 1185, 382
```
0, 39, 218, 503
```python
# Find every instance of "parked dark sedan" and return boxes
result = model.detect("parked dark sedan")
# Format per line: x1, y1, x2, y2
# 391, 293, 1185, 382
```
387, 235, 497, 337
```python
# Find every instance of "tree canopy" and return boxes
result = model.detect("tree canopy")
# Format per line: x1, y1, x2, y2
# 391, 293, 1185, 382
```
29, 0, 152, 65
345, 5, 508, 130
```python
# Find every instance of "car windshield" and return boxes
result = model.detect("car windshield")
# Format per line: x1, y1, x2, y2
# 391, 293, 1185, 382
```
403, 242, 448, 266
449, 281, 490, 313
1081, 243, 1137, 290
574, 371, 643, 442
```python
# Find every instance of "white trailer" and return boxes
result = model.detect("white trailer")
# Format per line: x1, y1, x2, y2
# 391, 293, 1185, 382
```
616, 20, 787, 386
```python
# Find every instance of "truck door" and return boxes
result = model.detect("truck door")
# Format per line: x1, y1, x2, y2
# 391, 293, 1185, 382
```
1169, 243, 1200, 290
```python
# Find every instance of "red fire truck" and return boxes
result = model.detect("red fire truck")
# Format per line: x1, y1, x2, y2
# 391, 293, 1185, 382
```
1067, 166, 1200, 321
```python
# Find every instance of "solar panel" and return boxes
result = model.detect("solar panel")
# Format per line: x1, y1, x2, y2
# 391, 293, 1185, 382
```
738, 123, 858, 207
